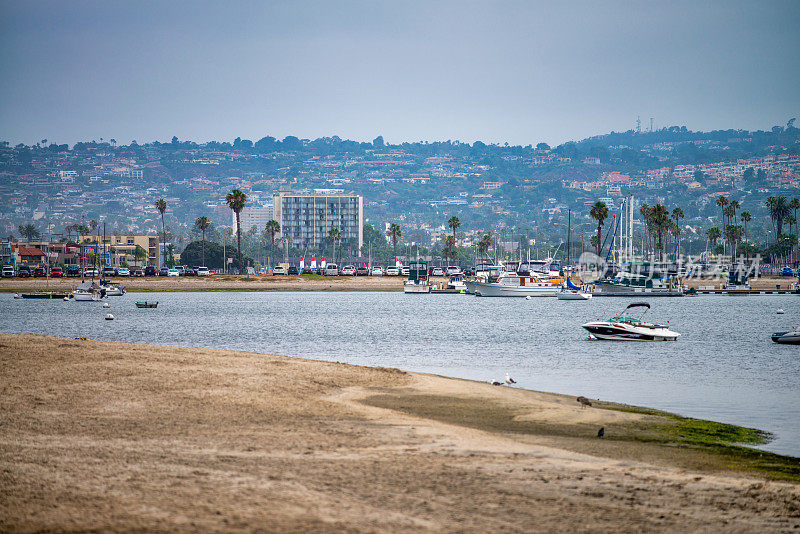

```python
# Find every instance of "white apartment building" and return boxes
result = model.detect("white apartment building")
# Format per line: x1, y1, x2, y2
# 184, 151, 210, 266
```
272, 188, 363, 250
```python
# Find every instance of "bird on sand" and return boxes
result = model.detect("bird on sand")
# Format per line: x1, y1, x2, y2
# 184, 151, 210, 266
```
505, 373, 516, 385
597, 427, 605, 438
490, 379, 504, 386
576, 396, 592, 408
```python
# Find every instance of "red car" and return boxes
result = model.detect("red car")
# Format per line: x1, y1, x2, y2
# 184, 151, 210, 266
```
33, 267, 46, 277
50, 267, 63, 278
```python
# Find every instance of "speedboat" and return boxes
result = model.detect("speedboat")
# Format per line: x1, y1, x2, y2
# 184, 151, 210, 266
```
582, 302, 680, 341
772, 330, 800, 344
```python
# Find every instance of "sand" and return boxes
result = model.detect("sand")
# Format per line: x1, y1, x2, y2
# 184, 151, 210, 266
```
0, 334, 798, 532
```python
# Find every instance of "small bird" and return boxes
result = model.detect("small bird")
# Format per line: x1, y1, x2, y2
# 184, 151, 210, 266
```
577, 396, 592, 408
597, 427, 605, 438
490, 379, 504, 386
505, 373, 516, 385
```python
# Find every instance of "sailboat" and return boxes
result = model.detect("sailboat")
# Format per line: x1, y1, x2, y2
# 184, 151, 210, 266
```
557, 210, 592, 300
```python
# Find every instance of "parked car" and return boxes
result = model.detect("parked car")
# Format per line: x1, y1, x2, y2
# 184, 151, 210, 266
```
2, 265, 15, 277
102, 267, 117, 277
431, 267, 445, 276
400, 266, 410, 276
117, 267, 131, 276
196, 266, 210, 276
463, 267, 475, 276
371, 266, 384, 276
446, 266, 462, 275
385, 266, 400, 276
33, 267, 46, 277
66, 265, 82, 277
167, 268, 180, 277
132, 269, 145, 277
272, 266, 287, 275
50, 267, 63, 278
159, 267, 169, 276
287, 265, 299, 275
340, 265, 356, 276
324, 263, 339, 276
83, 267, 100, 277
356, 265, 369, 276
184, 267, 197, 276
144, 265, 157, 276
780, 266, 795, 276
18, 266, 31, 278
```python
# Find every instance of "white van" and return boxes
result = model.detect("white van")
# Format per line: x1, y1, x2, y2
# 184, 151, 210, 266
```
324, 263, 339, 276
2, 265, 15, 277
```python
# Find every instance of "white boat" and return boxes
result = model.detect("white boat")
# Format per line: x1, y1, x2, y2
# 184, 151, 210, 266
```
772, 330, 800, 344
471, 271, 560, 297
446, 274, 467, 292
103, 285, 126, 296
403, 261, 432, 294
72, 281, 104, 302
582, 302, 680, 341
557, 276, 592, 300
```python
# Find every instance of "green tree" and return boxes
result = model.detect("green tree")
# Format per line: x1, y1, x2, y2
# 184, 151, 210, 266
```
589, 201, 609, 256
225, 189, 247, 273
740, 211, 751, 238
155, 199, 167, 266
327, 228, 342, 263
386, 223, 402, 259
17, 223, 40, 242
447, 216, 461, 244
194, 216, 211, 267
650, 204, 671, 255
715, 195, 729, 226
477, 233, 492, 260
706, 227, 721, 251
671, 207, 684, 254
133, 244, 148, 267
264, 219, 281, 268
766, 196, 789, 239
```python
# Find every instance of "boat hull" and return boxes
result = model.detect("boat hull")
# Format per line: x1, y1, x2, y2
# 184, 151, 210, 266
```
403, 282, 431, 294
471, 281, 558, 297
772, 331, 800, 344
72, 292, 101, 302
557, 291, 592, 300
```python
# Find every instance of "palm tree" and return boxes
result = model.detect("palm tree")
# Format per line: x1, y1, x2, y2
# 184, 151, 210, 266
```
443, 235, 457, 264
155, 199, 167, 267
671, 207, 684, 254
447, 216, 461, 244
328, 227, 342, 263
17, 223, 40, 242
264, 219, 281, 268
716, 195, 729, 226
740, 211, 752, 238
133, 244, 148, 267
766, 196, 790, 239
386, 223, 401, 259
194, 216, 211, 267
790, 198, 800, 233
225, 189, 247, 273
477, 233, 492, 260
589, 201, 609, 256
706, 227, 721, 252
166, 244, 175, 267
729, 200, 740, 221
650, 204, 671, 255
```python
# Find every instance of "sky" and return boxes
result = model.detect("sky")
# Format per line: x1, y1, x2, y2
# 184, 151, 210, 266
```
1, 0, 798, 147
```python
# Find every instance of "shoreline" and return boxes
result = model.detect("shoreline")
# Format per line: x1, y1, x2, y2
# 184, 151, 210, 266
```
1, 333, 798, 531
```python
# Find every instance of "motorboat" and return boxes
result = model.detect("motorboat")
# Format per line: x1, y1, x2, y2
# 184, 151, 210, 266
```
470, 271, 560, 297
446, 274, 467, 292
135, 301, 158, 308
557, 277, 593, 300
582, 302, 680, 341
772, 330, 800, 344
100, 279, 126, 296
403, 260, 432, 294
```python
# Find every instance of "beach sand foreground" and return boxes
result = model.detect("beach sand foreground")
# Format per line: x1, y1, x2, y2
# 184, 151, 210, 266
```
0, 334, 798, 532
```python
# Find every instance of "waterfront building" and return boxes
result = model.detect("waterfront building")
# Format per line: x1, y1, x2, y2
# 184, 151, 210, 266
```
272, 188, 363, 251
85, 235, 160, 267
233, 203, 274, 234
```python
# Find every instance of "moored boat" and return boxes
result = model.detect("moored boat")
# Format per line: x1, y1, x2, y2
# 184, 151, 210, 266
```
557, 277, 592, 300
135, 301, 158, 308
471, 271, 560, 297
403, 261, 432, 294
772, 330, 800, 344
72, 282, 104, 302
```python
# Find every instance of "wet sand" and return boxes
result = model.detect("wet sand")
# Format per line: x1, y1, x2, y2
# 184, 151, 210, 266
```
0, 334, 797, 532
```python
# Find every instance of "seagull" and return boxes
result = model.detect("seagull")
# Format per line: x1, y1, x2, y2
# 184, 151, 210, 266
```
490, 379, 504, 386
597, 427, 605, 438
505, 373, 516, 384
576, 396, 592, 408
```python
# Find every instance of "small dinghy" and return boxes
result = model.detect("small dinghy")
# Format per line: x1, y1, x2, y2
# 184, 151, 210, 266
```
105, 313, 114, 321
772, 330, 800, 344
135, 301, 158, 309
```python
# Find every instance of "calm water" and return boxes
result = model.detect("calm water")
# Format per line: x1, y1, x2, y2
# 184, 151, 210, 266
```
2, 291, 799, 456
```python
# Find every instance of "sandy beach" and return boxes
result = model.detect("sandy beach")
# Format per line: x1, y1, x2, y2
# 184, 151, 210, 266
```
0, 333, 797, 532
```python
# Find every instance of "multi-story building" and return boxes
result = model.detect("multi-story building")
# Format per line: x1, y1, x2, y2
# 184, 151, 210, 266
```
86, 234, 160, 267
233, 203, 274, 234
272, 188, 363, 251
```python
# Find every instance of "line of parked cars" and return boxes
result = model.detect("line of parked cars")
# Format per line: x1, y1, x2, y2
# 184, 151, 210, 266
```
269, 264, 465, 277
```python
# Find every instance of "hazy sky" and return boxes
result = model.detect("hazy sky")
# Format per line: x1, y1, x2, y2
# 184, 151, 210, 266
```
1, 1, 798, 147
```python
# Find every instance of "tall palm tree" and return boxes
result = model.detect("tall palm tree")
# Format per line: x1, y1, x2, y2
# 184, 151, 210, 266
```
265, 219, 281, 268
194, 216, 211, 267
386, 223, 402, 259
650, 204, 671, 255
671, 207, 684, 254
225, 189, 247, 273
155, 199, 167, 267
706, 227, 721, 252
17, 223, 40, 242
766, 196, 789, 239
589, 201, 609, 256
729, 200, 740, 221
790, 198, 800, 233
716, 195, 729, 226
740, 211, 752, 238
328, 227, 342, 263
477, 233, 492, 260
447, 216, 461, 244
